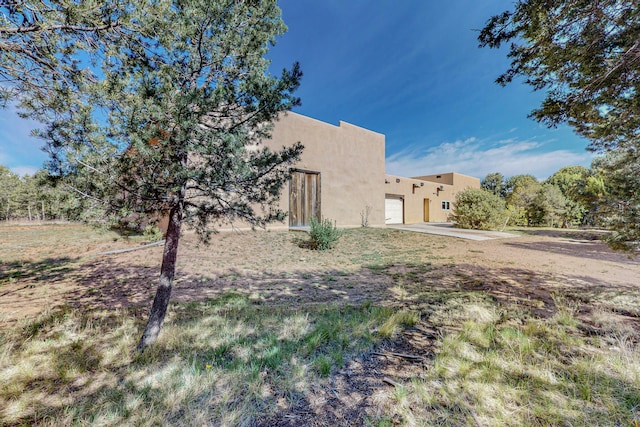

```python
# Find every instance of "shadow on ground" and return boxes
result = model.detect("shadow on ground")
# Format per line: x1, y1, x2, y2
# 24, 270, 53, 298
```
2, 255, 640, 426
0, 257, 76, 293
504, 239, 639, 264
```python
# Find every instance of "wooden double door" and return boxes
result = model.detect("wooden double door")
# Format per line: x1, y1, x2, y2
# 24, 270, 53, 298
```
289, 170, 321, 227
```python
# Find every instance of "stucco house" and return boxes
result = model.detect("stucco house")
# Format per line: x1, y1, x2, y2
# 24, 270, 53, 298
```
248, 112, 480, 230
156, 112, 479, 232
383, 172, 480, 224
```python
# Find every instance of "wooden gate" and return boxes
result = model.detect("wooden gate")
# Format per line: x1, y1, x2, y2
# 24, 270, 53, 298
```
289, 170, 321, 227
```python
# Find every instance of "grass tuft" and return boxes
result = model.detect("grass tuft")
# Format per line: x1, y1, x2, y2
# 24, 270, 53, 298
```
379, 310, 420, 338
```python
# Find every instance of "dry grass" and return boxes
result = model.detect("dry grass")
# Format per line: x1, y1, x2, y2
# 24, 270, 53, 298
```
0, 297, 394, 426
379, 293, 640, 426
1, 223, 640, 426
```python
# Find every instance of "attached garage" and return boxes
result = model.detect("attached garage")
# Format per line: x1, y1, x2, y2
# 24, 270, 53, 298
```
385, 195, 404, 224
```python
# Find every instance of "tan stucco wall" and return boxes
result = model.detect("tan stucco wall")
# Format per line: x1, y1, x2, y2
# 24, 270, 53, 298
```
385, 174, 456, 223
157, 112, 480, 233
414, 172, 455, 186
261, 112, 386, 229
449, 173, 482, 192
413, 172, 480, 192
385, 172, 480, 224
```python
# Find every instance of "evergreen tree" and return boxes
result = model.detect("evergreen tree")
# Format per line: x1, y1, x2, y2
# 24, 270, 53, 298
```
505, 175, 541, 226
479, 0, 640, 152
0, 165, 20, 220
545, 166, 590, 226
479, 0, 640, 250
592, 151, 640, 252
530, 184, 567, 227
450, 188, 507, 230
481, 172, 506, 198
1, 1, 304, 349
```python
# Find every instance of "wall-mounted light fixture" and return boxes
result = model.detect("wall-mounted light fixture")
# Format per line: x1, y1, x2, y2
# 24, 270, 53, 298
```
385, 179, 390, 184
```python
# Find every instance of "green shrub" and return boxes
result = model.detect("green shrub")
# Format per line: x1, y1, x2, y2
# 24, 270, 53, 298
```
449, 188, 507, 230
143, 224, 164, 241
308, 217, 341, 250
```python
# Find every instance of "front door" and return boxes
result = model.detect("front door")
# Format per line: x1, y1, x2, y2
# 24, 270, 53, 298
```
424, 198, 430, 222
289, 170, 321, 227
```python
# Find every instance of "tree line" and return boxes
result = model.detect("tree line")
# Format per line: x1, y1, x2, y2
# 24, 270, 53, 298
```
480, 165, 602, 229
451, 150, 636, 252
0, 165, 87, 222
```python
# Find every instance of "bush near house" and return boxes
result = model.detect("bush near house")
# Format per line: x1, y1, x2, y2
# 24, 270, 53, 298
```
308, 217, 342, 250
450, 188, 507, 230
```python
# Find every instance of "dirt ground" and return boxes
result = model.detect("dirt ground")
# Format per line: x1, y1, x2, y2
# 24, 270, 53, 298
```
2, 225, 637, 323
1, 224, 639, 425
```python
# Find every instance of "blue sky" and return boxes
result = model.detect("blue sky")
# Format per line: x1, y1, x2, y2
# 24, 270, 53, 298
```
0, 0, 594, 179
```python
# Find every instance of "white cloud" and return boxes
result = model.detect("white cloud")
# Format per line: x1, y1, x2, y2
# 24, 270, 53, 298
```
386, 137, 595, 180
11, 166, 39, 176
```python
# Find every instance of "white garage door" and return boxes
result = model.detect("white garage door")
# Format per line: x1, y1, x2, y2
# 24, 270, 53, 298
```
385, 197, 403, 224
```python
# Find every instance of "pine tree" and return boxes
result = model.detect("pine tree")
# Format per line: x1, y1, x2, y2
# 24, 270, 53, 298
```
1, 0, 304, 349
479, 1, 639, 250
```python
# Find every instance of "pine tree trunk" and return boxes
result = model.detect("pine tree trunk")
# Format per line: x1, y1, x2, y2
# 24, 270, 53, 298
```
136, 195, 185, 352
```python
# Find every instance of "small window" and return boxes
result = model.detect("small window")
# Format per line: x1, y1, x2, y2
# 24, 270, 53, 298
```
441, 201, 450, 210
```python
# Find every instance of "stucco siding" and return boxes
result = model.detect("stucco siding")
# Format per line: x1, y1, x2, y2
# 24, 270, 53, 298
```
157, 112, 480, 233
449, 173, 481, 192
385, 175, 455, 223
385, 172, 480, 224
414, 172, 455, 186
262, 112, 386, 228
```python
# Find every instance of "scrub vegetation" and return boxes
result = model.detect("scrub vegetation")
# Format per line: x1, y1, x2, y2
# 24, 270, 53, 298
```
1, 223, 639, 426
449, 188, 507, 231
1, 298, 393, 425
306, 217, 342, 250
379, 292, 640, 426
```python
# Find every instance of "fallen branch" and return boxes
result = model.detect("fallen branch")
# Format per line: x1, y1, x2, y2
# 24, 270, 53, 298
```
372, 351, 424, 361
382, 377, 403, 388
98, 240, 165, 255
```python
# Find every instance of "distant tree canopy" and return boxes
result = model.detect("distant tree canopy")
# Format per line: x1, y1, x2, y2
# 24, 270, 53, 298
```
546, 166, 590, 196
481, 172, 506, 198
0, 165, 82, 222
480, 167, 607, 229
479, 0, 639, 252
1, 0, 304, 349
505, 175, 541, 226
